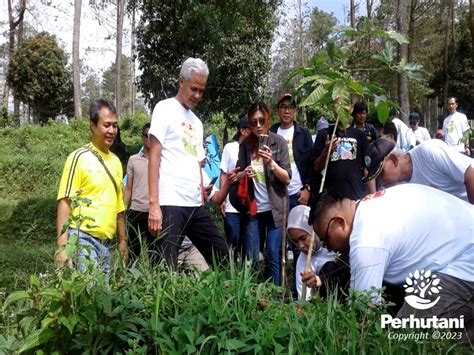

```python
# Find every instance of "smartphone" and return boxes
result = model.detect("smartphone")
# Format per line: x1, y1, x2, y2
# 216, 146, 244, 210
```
258, 134, 269, 150
209, 176, 218, 186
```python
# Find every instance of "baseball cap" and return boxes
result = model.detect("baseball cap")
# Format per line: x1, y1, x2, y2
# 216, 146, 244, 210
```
237, 116, 249, 129
277, 93, 292, 107
364, 137, 396, 181
409, 112, 420, 123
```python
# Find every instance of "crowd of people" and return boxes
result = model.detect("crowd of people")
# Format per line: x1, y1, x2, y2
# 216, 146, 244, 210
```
55, 57, 473, 342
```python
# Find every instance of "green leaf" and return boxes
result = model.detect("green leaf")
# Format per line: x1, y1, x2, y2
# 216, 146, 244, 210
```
376, 101, 390, 124
331, 82, 349, 102
39, 289, 63, 300
3, 291, 30, 310
300, 85, 328, 107
386, 30, 409, 45
18, 328, 54, 354
224, 339, 247, 350
58, 315, 77, 335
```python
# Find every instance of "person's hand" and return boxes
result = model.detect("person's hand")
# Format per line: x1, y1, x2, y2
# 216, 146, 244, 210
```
258, 145, 273, 165
118, 239, 128, 263
244, 165, 256, 179
55, 250, 70, 270
301, 271, 322, 288
203, 183, 213, 201
148, 203, 163, 236
228, 167, 240, 183
297, 188, 310, 205
220, 202, 226, 216
325, 136, 340, 152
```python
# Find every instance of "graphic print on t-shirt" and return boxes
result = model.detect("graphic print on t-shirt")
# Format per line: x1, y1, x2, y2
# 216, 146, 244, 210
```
182, 122, 199, 158
330, 137, 357, 161
251, 156, 265, 184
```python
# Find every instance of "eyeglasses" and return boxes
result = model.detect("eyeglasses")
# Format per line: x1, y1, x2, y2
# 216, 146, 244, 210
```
320, 217, 336, 251
278, 105, 296, 111
249, 118, 265, 127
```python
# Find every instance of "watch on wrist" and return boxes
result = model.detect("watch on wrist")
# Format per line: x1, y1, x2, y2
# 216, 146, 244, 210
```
302, 184, 311, 192
269, 161, 277, 171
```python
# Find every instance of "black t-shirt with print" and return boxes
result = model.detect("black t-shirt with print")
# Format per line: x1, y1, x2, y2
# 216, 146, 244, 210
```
311, 125, 369, 200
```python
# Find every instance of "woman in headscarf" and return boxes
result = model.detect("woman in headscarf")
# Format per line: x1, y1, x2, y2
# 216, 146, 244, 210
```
287, 205, 349, 300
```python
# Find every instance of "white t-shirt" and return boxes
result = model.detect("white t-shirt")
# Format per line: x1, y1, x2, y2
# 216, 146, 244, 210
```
220, 141, 239, 213
251, 156, 271, 213
392, 118, 417, 152
443, 112, 470, 152
350, 184, 474, 298
149, 98, 206, 207
412, 127, 430, 144
408, 139, 474, 202
296, 248, 337, 300
277, 126, 303, 196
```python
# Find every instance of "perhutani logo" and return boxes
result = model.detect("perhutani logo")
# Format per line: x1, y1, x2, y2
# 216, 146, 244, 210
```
403, 269, 442, 310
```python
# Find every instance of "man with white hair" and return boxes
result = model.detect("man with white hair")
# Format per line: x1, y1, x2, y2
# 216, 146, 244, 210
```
147, 57, 229, 269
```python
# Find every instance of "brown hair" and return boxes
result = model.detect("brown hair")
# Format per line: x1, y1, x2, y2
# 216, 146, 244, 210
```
247, 101, 271, 151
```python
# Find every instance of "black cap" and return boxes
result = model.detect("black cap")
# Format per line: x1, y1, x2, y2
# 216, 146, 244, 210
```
364, 138, 396, 181
409, 112, 420, 123
237, 116, 249, 129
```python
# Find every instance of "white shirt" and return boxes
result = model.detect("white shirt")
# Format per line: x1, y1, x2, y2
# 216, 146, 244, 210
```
149, 98, 206, 207
408, 139, 474, 202
412, 126, 430, 144
277, 125, 303, 195
443, 111, 470, 152
220, 141, 240, 213
350, 184, 474, 299
296, 248, 337, 300
392, 118, 417, 152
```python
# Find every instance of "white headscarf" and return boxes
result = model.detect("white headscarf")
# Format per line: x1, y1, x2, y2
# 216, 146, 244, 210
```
287, 205, 322, 250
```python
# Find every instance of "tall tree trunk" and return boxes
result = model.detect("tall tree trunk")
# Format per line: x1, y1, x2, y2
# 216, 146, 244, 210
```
443, 0, 453, 107
73, 0, 82, 120
407, 0, 417, 63
13, 0, 26, 119
115, 0, 125, 117
350, 0, 356, 29
366, 0, 372, 18
130, 6, 136, 115
470, 0, 474, 54
397, 0, 410, 123
5, 0, 26, 120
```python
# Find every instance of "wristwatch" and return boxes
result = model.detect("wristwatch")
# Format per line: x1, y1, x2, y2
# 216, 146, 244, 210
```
269, 161, 277, 171
301, 184, 311, 192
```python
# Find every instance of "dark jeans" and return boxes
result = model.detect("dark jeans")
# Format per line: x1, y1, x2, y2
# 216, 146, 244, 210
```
156, 206, 229, 270
126, 209, 153, 262
243, 211, 282, 286
224, 212, 241, 251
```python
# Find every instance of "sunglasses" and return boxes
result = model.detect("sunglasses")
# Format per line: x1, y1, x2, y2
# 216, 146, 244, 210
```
249, 118, 266, 127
